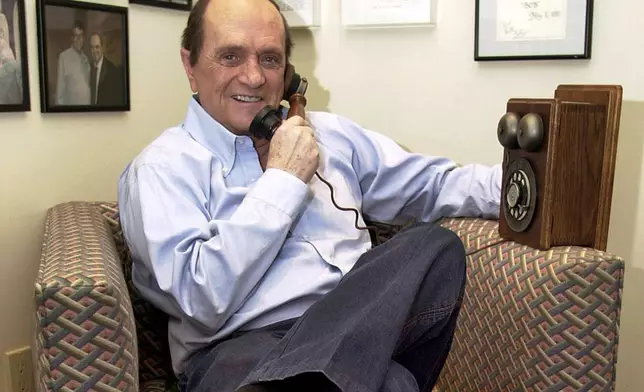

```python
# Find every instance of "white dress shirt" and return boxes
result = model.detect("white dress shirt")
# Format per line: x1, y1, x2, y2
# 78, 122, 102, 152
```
93, 56, 103, 104
55, 47, 90, 105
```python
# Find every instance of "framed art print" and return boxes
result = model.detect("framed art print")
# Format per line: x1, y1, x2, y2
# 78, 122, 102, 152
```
36, 0, 130, 112
0, 0, 30, 112
276, 0, 320, 29
341, 0, 437, 28
475, 0, 594, 61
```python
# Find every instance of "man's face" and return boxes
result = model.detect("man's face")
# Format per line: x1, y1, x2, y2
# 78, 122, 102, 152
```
90, 35, 103, 63
72, 27, 84, 51
181, 0, 287, 136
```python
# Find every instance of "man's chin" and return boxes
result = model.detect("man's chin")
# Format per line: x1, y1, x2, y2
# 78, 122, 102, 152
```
229, 116, 259, 136
239, 103, 273, 122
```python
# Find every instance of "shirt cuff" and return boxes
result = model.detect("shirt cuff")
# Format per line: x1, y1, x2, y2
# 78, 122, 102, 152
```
246, 168, 309, 219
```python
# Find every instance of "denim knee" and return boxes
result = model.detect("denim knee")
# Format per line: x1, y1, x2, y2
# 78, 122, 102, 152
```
415, 224, 467, 303
406, 223, 466, 260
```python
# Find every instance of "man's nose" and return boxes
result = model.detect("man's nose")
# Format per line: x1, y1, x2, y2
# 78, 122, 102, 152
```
239, 60, 266, 88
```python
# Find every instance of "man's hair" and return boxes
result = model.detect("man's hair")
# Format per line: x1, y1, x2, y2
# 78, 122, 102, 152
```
73, 20, 85, 32
90, 32, 104, 45
181, 0, 294, 67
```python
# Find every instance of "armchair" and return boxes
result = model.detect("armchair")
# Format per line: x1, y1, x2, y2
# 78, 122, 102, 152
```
34, 201, 624, 391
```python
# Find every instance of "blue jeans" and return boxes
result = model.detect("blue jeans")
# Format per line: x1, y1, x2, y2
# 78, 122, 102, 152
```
178, 222, 467, 392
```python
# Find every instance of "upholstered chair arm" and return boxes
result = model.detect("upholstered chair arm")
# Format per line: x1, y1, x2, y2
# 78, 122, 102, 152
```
437, 217, 624, 392
34, 202, 139, 392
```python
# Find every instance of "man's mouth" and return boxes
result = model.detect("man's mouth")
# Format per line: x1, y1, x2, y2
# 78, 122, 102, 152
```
232, 95, 263, 103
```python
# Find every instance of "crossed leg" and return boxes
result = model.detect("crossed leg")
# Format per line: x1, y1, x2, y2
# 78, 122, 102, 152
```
179, 222, 466, 392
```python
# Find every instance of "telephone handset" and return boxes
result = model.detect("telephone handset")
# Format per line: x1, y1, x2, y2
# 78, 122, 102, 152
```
248, 63, 378, 237
249, 63, 308, 140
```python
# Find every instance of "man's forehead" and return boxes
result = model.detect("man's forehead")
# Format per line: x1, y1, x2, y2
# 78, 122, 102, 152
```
207, 0, 278, 16
208, 20, 284, 51
211, 31, 283, 50
205, 0, 284, 35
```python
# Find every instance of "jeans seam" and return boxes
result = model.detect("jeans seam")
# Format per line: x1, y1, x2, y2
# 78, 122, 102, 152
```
401, 303, 455, 333
393, 305, 455, 357
254, 359, 373, 392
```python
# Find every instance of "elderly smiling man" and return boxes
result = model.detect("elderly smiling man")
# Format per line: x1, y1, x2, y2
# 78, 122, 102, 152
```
117, 0, 502, 391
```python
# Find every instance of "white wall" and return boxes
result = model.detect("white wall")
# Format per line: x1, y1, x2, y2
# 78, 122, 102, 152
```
0, 0, 642, 391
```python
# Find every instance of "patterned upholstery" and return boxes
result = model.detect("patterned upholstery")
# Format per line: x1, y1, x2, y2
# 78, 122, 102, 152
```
99, 203, 175, 385
435, 219, 623, 392
33, 201, 624, 392
34, 202, 139, 392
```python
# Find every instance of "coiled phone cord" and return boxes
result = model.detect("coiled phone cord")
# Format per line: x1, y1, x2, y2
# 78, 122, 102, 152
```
313, 171, 378, 236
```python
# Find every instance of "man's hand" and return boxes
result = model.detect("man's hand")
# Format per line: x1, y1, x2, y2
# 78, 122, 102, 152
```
267, 115, 319, 183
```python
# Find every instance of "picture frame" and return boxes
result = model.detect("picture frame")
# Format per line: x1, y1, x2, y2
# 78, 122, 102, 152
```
0, 0, 31, 112
129, 0, 192, 12
474, 0, 594, 61
36, 0, 130, 113
341, 0, 437, 29
276, 0, 320, 29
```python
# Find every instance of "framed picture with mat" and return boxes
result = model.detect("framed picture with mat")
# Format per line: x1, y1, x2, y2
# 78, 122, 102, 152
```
0, 0, 30, 112
36, 0, 130, 112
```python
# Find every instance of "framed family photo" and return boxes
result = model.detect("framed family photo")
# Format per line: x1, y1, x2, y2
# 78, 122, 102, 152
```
36, 0, 130, 112
474, 0, 594, 61
0, 0, 30, 112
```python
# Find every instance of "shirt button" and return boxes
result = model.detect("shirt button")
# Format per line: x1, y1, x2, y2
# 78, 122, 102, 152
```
222, 166, 228, 174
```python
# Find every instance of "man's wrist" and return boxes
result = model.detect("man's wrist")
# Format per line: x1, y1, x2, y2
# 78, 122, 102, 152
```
246, 168, 309, 219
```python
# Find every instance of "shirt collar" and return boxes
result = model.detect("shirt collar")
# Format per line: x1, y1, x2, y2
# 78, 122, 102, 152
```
181, 96, 290, 177
182, 95, 239, 176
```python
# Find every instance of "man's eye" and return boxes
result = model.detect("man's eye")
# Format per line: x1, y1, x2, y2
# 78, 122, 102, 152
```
261, 56, 280, 67
221, 54, 240, 64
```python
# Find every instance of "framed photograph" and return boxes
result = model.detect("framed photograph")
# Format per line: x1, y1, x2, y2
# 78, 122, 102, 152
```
475, 0, 594, 61
276, 0, 320, 28
129, 0, 192, 12
36, 0, 130, 113
0, 0, 30, 112
341, 0, 437, 29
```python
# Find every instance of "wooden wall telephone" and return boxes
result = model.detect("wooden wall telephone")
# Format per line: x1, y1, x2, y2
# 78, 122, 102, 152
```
497, 84, 623, 251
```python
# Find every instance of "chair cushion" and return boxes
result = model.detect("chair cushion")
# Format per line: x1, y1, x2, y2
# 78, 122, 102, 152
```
98, 203, 176, 385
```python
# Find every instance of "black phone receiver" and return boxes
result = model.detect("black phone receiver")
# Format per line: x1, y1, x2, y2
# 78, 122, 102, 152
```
249, 63, 308, 140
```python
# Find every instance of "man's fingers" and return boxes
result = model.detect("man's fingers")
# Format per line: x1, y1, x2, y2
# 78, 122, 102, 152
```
285, 115, 308, 127
294, 125, 315, 138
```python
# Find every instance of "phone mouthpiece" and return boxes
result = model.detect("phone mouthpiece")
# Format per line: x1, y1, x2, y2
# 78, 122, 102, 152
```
249, 105, 282, 140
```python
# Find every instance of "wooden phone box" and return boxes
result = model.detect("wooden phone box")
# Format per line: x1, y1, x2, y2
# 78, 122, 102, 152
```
496, 85, 623, 251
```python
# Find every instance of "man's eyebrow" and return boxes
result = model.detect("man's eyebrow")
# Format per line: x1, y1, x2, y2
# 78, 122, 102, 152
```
214, 45, 245, 55
259, 46, 284, 55
214, 45, 284, 57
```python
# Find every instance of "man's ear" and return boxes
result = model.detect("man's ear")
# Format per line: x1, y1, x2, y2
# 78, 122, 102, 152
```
180, 48, 198, 93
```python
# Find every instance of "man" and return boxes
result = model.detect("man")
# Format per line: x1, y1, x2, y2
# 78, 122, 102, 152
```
88, 32, 124, 106
55, 20, 90, 106
117, 0, 503, 391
